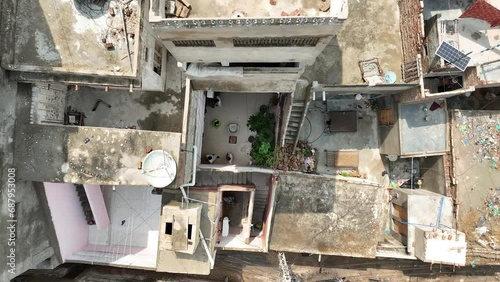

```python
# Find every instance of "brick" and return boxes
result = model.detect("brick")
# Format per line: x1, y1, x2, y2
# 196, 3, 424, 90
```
319, 1, 330, 12
108, 7, 115, 17
104, 42, 114, 49
175, 1, 183, 17
289, 9, 300, 16
145, 146, 153, 153
281, 11, 289, 16
179, 6, 190, 18
270, 0, 276, 5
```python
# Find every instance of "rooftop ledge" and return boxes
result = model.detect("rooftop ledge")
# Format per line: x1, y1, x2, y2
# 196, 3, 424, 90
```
149, 0, 348, 23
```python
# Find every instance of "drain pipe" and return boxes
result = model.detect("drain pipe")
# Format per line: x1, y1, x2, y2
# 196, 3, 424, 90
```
178, 145, 216, 269
180, 145, 197, 203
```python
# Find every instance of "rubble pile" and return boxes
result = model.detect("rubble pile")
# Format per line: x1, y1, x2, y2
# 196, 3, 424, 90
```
277, 141, 316, 172
455, 111, 499, 169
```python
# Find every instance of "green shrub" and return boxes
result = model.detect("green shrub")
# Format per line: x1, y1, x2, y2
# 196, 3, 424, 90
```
247, 107, 276, 168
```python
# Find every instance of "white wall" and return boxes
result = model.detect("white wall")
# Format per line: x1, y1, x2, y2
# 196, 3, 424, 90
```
83, 184, 110, 230
44, 182, 89, 261
156, 24, 338, 65
192, 90, 206, 165
140, 22, 167, 91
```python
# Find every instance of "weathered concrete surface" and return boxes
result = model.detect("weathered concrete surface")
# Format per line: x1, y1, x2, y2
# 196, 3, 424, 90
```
67, 87, 184, 132
269, 173, 387, 257
157, 190, 217, 275
0, 72, 59, 280
302, 0, 403, 84
399, 101, 448, 155
301, 100, 388, 185
451, 110, 500, 246
6, 0, 139, 76
15, 124, 181, 186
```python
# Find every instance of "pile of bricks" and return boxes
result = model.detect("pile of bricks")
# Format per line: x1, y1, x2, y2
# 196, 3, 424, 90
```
398, 0, 424, 64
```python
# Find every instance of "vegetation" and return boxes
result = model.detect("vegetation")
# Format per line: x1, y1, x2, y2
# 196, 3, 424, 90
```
247, 106, 276, 168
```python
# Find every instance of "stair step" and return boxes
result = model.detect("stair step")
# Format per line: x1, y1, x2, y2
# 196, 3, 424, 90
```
292, 103, 305, 107
290, 112, 302, 117
289, 122, 300, 127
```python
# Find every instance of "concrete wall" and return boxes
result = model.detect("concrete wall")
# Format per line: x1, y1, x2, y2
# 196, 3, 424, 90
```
191, 90, 206, 165
83, 185, 110, 230
390, 189, 454, 256
419, 156, 446, 195
379, 104, 400, 156
154, 24, 338, 65
140, 21, 167, 91
0, 75, 60, 281
192, 79, 297, 93
44, 182, 89, 261
414, 226, 467, 266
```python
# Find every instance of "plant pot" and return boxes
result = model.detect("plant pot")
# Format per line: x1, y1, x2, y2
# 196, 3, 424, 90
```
212, 119, 221, 128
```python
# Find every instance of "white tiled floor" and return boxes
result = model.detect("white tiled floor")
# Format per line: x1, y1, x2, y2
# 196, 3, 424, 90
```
88, 186, 162, 249
202, 92, 274, 166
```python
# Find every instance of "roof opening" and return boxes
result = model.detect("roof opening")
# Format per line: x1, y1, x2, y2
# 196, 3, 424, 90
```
187, 224, 193, 240
165, 222, 173, 235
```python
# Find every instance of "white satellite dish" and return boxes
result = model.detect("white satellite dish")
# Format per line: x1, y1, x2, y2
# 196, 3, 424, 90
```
142, 150, 177, 188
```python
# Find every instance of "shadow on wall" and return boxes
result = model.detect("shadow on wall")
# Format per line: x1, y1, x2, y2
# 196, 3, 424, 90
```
301, 36, 342, 84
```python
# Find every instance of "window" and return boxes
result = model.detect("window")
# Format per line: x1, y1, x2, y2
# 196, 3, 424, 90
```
153, 43, 162, 75
165, 222, 173, 235
187, 224, 193, 240
144, 47, 149, 62
172, 40, 216, 47
233, 37, 320, 47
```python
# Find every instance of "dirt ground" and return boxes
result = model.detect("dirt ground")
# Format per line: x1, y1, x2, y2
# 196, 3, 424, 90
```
303, 0, 403, 85
451, 110, 500, 262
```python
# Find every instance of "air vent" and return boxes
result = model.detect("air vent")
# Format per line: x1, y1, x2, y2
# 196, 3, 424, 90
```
233, 37, 320, 47
172, 40, 216, 47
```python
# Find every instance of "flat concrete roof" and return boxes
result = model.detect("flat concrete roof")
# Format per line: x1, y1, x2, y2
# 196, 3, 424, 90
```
399, 101, 448, 155
15, 124, 182, 186
157, 190, 217, 275
150, 0, 347, 19
269, 173, 387, 258
6, 0, 140, 77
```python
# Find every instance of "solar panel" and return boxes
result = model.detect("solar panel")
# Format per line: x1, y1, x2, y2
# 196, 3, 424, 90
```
435, 41, 471, 71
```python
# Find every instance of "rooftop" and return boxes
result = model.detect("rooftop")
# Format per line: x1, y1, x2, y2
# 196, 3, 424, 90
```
5, 0, 141, 77
15, 124, 182, 186
269, 173, 387, 257
149, 0, 348, 20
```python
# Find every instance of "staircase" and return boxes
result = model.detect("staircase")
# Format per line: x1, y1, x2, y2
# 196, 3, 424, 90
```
284, 102, 306, 146
252, 184, 269, 224
75, 185, 96, 225
282, 78, 312, 149
196, 171, 270, 223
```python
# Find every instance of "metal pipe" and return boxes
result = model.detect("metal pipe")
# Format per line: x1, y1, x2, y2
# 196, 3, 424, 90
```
410, 157, 414, 190
199, 229, 215, 269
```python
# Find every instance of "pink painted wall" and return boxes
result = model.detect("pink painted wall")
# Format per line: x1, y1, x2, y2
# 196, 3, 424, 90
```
83, 184, 110, 229
44, 182, 89, 261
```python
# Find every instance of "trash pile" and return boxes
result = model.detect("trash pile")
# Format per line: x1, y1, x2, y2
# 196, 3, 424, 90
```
473, 190, 500, 250
277, 141, 316, 173
455, 111, 499, 169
